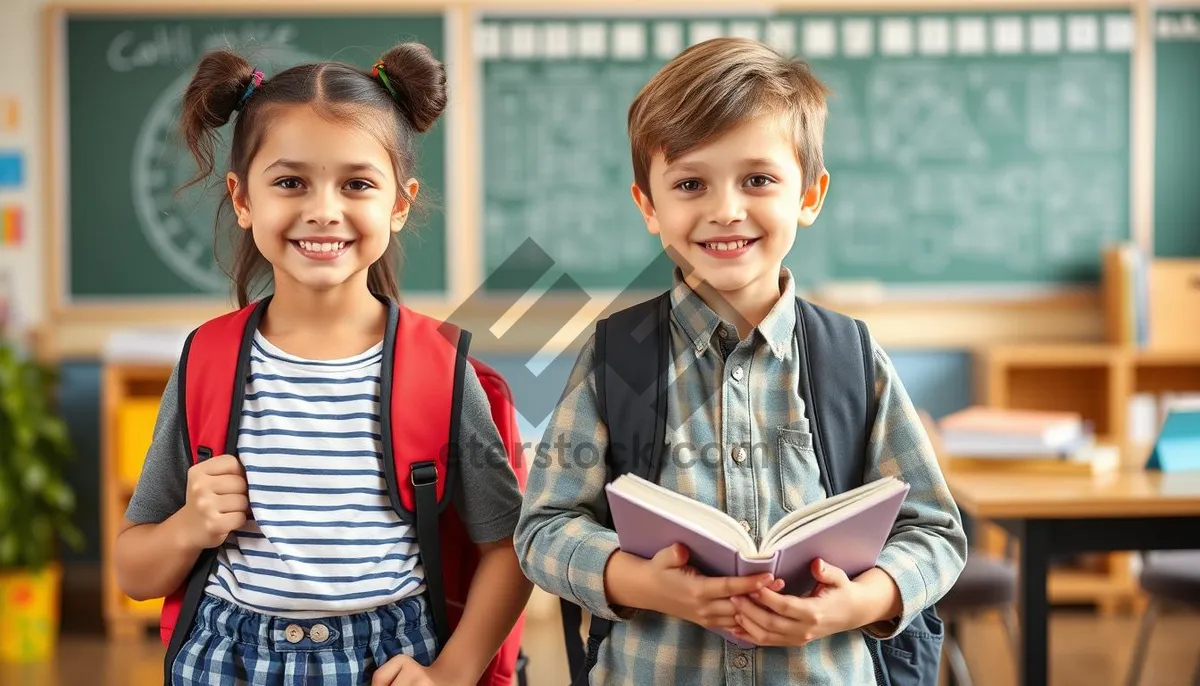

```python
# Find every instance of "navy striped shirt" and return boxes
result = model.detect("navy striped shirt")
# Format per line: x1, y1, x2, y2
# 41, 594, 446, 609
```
204, 333, 422, 617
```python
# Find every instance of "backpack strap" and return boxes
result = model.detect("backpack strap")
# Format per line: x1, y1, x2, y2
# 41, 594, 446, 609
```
162, 299, 265, 686
382, 298, 471, 649
793, 298, 877, 497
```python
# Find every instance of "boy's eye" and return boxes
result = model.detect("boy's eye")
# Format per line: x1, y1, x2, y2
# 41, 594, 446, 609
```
746, 175, 775, 188
345, 179, 375, 192
274, 177, 303, 190
675, 179, 703, 192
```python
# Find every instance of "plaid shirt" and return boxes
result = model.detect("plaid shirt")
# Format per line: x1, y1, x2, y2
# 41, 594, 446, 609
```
515, 268, 968, 685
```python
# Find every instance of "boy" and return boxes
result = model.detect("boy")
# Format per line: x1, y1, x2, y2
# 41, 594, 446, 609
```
514, 37, 967, 684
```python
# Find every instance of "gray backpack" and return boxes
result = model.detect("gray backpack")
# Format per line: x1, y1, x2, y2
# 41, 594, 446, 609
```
559, 292, 944, 686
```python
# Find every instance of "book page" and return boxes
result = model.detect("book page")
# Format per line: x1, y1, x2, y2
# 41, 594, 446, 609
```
607, 474, 758, 556
760, 477, 902, 552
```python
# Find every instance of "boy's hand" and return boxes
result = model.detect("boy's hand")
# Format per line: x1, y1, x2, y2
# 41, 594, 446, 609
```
180, 454, 249, 550
728, 558, 864, 647
645, 543, 782, 630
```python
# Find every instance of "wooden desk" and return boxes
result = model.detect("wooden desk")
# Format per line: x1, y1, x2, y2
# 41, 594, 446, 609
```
946, 469, 1200, 686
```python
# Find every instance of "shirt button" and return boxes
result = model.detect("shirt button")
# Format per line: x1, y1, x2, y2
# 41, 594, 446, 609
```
739, 520, 751, 532
309, 623, 329, 643
731, 366, 744, 382
284, 624, 304, 644
732, 446, 747, 463
733, 653, 749, 669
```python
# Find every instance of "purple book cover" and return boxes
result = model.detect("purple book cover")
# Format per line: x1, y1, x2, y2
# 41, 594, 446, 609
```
605, 481, 910, 649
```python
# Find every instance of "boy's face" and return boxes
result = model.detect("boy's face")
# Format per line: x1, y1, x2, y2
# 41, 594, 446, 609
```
632, 114, 828, 300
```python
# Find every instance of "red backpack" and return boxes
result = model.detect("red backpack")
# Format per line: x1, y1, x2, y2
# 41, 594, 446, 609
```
156, 296, 528, 685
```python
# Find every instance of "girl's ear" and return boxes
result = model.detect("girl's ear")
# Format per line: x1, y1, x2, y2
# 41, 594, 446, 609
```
392, 178, 420, 233
227, 173, 251, 229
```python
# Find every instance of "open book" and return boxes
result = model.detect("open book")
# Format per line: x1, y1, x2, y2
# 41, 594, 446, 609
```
605, 474, 910, 647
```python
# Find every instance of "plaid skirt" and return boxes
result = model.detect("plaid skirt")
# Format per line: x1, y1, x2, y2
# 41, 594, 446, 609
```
170, 593, 439, 686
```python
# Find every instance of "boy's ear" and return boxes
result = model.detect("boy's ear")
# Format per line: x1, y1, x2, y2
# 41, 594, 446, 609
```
227, 173, 251, 229
392, 178, 420, 233
631, 182, 660, 236
798, 170, 830, 227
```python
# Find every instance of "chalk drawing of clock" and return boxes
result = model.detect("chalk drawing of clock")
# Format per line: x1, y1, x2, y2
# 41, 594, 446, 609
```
131, 45, 318, 292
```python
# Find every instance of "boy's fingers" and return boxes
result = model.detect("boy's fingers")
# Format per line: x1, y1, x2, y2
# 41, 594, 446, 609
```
732, 595, 792, 634
652, 543, 688, 568
703, 573, 772, 599
746, 588, 800, 617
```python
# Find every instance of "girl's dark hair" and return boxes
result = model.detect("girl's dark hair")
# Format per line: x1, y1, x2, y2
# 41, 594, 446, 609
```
179, 42, 447, 307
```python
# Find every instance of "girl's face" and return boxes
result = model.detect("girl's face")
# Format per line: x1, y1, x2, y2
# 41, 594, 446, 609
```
227, 104, 416, 298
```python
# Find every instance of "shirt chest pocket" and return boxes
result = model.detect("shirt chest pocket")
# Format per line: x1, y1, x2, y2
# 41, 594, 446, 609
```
777, 427, 828, 512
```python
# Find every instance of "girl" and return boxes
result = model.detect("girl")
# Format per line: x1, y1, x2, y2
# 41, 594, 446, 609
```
115, 42, 531, 686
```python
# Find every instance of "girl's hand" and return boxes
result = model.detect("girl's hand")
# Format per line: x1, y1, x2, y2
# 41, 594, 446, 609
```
181, 454, 248, 550
371, 655, 464, 686
728, 558, 864, 647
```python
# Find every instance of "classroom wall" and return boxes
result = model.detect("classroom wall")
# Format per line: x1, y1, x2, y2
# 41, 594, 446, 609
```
0, 0, 49, 330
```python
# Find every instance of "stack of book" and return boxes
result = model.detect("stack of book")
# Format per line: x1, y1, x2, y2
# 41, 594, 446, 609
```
936, 406, 1118, 475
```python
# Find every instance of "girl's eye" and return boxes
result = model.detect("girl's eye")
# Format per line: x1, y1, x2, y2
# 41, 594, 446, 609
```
345, 180, 375, 192
676, 179, 703, 192
274, 177, 303, 190
746, 175, 775, 188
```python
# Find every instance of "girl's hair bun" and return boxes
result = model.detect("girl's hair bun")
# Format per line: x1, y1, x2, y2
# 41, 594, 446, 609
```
180, 50, 258, 181
377, 42, 448, 133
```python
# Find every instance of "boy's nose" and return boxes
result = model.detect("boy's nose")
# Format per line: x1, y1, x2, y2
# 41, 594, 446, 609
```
710, 190, 747, 226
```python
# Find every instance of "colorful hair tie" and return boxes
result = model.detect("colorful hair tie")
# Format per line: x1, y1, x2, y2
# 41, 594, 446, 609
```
371, 60, 399, 100
234, 69, 264, 111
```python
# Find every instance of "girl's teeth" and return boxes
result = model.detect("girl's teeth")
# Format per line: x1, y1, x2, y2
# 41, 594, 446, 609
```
299, 241, 345, 252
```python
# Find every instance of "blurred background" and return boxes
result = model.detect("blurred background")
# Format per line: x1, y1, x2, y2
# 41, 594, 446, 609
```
1, 0, 1199, 684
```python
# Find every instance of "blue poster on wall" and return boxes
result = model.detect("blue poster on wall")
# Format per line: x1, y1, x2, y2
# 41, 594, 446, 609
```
0, 152, 23, 189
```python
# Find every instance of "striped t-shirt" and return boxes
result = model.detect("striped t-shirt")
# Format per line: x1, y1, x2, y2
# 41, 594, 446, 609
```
204, 332, 423, 618
124, 322, 523, 622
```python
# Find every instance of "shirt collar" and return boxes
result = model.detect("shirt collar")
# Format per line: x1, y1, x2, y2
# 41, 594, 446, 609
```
668, 267, 796, 360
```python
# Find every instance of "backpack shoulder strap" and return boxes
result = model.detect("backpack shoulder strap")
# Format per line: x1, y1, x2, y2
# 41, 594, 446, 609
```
384, 299, 471, 650
162, 299, 264, 685
793, 297, 876, 496
562, 292, 672, 686
595, 292, 672, 481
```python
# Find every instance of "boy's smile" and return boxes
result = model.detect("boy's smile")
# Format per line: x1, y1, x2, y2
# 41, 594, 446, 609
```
632, 114, 829, 326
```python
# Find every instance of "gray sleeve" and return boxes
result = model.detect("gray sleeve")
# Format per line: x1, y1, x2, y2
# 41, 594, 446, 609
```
124, 364, 190, 525
453, 362, 523, 544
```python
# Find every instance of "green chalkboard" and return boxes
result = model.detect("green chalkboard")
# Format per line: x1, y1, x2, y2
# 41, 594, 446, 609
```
1153, 11, 1200, 258
63, 12, 447, 300
478, 11, 1132, 292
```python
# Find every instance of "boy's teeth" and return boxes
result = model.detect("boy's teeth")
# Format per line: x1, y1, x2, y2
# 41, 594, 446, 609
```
299, 241, 345, 252
704, 240, 749, 251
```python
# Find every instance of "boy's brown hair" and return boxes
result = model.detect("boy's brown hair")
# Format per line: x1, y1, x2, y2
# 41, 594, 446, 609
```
627, 37, 830, 200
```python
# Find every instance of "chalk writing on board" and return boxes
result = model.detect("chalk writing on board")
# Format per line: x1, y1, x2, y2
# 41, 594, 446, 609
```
130, 39, 315, 292
106, 24, 299, 73
479, 12, 1131, 288
1158, 13, 1200, 40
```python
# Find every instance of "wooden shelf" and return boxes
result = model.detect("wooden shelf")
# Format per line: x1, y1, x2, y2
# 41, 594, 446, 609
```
101, 362, 174, 640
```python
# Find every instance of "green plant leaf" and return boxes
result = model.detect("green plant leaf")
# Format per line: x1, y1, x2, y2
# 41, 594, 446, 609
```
0, 344, 84, 569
